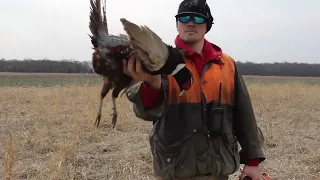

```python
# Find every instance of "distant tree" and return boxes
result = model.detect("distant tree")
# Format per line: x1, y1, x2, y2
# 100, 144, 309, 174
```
0, 59, 94, 73
236, 61, 320, 77
0, 58, 319, 77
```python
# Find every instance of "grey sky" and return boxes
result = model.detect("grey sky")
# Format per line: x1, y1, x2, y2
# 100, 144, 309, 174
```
1, 0, 319, 63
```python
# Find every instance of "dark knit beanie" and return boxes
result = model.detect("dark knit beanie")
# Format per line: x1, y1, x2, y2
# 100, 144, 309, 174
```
175, 0, 214, 33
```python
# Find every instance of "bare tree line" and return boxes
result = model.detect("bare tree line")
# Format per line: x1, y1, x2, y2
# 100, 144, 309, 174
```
0, 59, 93, 73
0, 58, 319, 77
236, 61, 320, 77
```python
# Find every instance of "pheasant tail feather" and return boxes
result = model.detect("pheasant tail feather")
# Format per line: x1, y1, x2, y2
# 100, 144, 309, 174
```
89, 0, 108, 48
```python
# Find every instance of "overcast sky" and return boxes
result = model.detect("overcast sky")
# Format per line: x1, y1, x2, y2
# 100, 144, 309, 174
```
1, 0, 319, 63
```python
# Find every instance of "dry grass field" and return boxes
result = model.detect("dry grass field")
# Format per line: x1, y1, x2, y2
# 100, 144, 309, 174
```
0, 73, 319, 180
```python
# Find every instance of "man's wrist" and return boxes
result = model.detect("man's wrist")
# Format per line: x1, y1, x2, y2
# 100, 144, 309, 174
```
246, 159, 260, 166
144, 76, 161, 90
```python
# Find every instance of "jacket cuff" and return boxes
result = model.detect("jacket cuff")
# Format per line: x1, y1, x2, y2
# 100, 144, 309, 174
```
141, 82, 163, 110
246, 158, 260, 166
126, 80, 168, 121
239, 147, 266, 165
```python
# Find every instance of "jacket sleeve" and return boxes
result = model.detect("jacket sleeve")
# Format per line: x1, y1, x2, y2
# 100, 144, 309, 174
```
233, 62, 266, 164
140, 82, 164, 110
125, 79, 168, 122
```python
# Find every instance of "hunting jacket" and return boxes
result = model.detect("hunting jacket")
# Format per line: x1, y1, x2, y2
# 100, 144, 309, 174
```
125, 39, 266, 179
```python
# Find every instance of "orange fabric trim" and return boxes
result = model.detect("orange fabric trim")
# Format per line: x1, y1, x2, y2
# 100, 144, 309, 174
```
202, 54, 235, 105
167, 54, 235, 105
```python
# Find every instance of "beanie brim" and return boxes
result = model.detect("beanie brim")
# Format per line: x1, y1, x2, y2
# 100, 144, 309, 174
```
175, 12, 209, 19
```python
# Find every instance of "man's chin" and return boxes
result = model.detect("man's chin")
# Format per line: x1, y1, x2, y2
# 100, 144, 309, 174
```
182, 37, 198, 43
186, 32, 197, 36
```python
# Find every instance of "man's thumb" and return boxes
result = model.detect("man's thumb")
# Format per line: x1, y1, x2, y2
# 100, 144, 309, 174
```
239, 173, 251, 180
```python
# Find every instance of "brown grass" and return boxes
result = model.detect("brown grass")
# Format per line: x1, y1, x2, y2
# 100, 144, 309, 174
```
0, 74, 319, 180
4, 133, 14, 180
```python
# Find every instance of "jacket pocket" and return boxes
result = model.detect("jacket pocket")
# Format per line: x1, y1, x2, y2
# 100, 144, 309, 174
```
208, 107, 224, 133
210, 135, 240, 176
150, 134, 197, 179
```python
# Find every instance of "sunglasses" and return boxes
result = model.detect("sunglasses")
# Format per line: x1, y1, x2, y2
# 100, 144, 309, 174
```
177, 15, 207, 24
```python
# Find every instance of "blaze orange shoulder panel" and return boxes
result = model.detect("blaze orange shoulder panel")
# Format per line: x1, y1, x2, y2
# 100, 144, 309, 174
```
167, 53, 235, 105
202, 54, 235, 105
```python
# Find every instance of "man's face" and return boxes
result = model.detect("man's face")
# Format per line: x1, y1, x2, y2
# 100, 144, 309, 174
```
177, 15, 207, 44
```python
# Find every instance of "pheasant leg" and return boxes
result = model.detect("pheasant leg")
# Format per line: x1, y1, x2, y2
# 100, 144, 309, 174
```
95, 97, 103, 127
111, 96, 117, 129
110, 86, 126, 129
95, 78, 112, 127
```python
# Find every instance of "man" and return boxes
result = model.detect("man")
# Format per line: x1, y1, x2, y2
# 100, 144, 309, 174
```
123, 0, 265, 179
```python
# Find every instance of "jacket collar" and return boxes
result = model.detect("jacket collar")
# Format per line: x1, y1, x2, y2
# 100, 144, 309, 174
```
174, 35, 223, 62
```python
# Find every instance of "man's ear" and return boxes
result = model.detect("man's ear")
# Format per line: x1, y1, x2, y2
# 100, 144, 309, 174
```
176, 21, 179, 31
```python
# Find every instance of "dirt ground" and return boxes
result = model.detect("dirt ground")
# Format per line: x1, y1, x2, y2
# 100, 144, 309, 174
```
0, 75, 319, 180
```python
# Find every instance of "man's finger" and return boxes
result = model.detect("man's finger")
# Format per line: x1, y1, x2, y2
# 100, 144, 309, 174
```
135, 59, 142, 74
127, 56, 135, 73
122, 59, 128, 74
239, 173, 248, 180
127, 55, 138, 79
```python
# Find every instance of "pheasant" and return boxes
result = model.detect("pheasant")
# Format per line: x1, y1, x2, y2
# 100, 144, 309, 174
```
88, 0, 192, 129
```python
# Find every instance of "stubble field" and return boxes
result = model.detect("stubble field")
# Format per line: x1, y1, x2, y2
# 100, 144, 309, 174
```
0, 72, 319, 180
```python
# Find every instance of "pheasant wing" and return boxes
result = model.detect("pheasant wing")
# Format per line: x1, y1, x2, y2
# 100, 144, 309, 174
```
120, 18, 194, 93
120, 18, 169, 72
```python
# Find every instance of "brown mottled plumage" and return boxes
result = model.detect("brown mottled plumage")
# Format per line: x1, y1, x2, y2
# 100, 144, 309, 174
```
88, 0, 188, 129
89, 0, 133, 129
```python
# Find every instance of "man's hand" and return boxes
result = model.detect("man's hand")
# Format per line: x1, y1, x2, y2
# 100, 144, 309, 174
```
239, 165, 262, 180
123, 55, 161, 90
